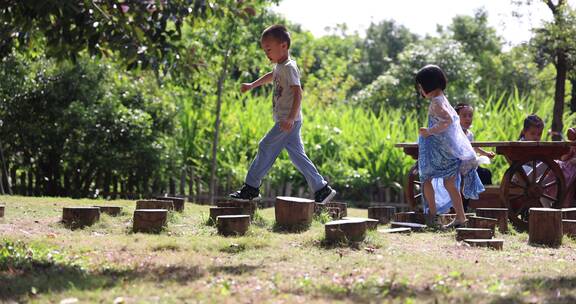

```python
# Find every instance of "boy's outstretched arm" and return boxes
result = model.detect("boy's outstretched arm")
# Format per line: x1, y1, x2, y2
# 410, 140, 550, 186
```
241, 72, 273, 93
280, 85, 302, 132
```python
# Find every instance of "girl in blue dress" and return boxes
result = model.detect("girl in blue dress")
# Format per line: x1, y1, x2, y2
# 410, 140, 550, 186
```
416, 65, 484, 228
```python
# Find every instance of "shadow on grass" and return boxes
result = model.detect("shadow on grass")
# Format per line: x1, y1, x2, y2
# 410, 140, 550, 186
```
490, 276, 576, 304
282, 276, 442, 304
208, 264, 261, 275
0, 263, 204, 301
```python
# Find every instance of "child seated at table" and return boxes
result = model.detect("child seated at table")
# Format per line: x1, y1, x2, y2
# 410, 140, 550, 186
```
541, 128, 576, 207
514, 114, 545, 188
519, 114, 544, 141
455, 103, 495, 185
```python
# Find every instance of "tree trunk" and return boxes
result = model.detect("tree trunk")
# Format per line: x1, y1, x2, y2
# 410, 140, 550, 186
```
27, 170, 33, 196
209, 50, 231, 204
34, 168, 41, 196
0, 140, 10, 195
551, 51, 567, 141
63, 170, 71, 197
10, 164, 16, 195
189, 167, 194, 202
169, 177, 176, 196
180, 169, 186, 196
19, 171, 26, 195
570, 77, 576, 113
112, 174, 119, 200
103, 171, 111, 198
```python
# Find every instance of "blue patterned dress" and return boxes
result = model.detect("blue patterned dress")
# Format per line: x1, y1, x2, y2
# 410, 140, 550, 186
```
418, 95, 484, 213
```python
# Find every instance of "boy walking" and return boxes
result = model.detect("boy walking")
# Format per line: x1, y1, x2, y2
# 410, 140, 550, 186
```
230, 24, 336, 203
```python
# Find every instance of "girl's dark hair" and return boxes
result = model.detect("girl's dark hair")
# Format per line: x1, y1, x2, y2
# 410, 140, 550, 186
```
455, 103, 472, 114
415, 65, 447, 95
261, 24, 291, 48
519, 114, 544, 140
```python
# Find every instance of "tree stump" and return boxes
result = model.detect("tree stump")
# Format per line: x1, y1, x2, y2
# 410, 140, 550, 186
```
314, 203, 327, 215
156, 197, 185, 212
217, 215, 250, 236
93, 205, 123, 216
0, 204, 4, 218
218, 200, 257, 217
326, 202, 347, 217
464, 239, 504, 250
379, 227, 411, 234
327, 207, 341, 220
210, 207, 244, 222
364, 218, 379, 230
455, 228, 493, 241
468, 216, 498, 232
562, 208, 576, 220
136, 200, 174, 211
562, 220, 576, 238
393, 212, 425, 224
368, 206, 396, 224
274, 196, 315, 230
325, 219, 367, 243
133, 209, 168, 233
390, 221, 427, 232
343, 217, 379, 230
476, 208, 509, 233
528, 208, 563, 247
216, 201, 236, 208
62, 207, 100, 229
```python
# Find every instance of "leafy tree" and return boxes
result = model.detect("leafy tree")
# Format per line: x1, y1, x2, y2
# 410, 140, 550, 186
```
351, 38, 478, 114
515, 0, 576, 139
442, 9, 506, 95
0, 0, 210, 71
0, 54, 176, 197
353, 20, 417, 87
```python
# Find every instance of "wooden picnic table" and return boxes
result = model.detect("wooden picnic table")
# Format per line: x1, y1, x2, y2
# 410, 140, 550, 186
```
395, 141, 576, 230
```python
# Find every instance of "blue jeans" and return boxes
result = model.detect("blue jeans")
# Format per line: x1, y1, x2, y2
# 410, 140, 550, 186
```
245, 121, 327, 192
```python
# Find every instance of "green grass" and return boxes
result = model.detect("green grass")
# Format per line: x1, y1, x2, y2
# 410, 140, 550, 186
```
1, 195, 576, 303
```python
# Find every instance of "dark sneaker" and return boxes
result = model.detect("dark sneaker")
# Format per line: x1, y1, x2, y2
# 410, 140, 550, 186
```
314, 185, 337, 203
230, 184, 261, 201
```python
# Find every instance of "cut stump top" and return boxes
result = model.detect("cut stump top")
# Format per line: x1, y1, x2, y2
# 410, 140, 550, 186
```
476, 208, 508, 211
325, 219, 366, 226
276, 196, 314, 203
134, 209, 168, 213
530, 208, 561, 213
63, 207, 100, 211
217, 215, 250, 220
378, 228, 411, 234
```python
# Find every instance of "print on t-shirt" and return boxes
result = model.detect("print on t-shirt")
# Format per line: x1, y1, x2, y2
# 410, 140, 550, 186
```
273, 73, 283, 112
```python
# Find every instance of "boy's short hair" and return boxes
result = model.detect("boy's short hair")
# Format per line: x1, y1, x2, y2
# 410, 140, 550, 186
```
415, 65, 447, 94
261, 24, 291, 48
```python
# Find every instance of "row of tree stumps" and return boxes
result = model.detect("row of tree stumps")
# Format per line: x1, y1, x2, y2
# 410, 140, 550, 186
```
60, 196, 185, 233
47, 195, 576, 247
380, 208, 508, 249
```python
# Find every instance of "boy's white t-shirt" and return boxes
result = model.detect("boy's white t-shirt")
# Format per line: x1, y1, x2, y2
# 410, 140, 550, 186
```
272, 57, 302, 122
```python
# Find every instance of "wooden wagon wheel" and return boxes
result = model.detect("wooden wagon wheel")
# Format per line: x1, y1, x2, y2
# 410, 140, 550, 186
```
500, 158, 565, 231
404, 163, 423, 211
561, 180, 576, 208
